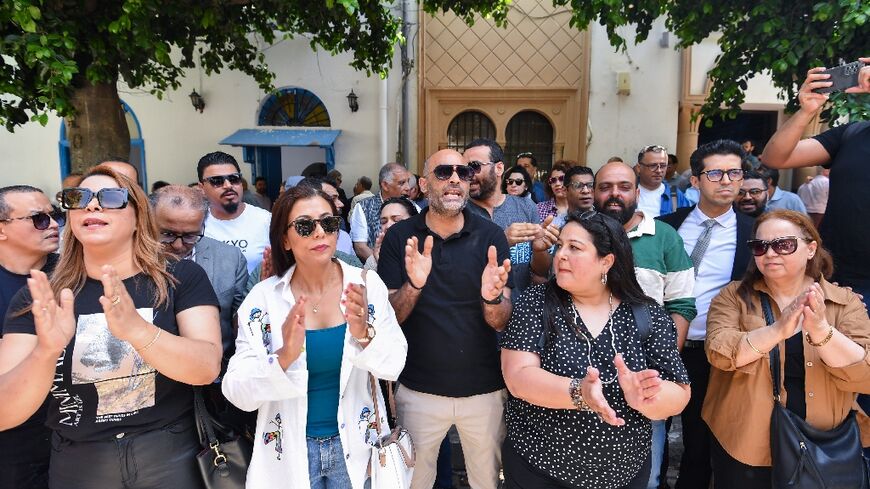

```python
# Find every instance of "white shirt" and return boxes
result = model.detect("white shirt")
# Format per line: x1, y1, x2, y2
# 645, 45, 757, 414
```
348, 190, 374, 222
204, 203, 271, 274
638, 183, 665, 218
222, 261, 407, 489
678, 206, 737, 341
349, 201, 370, 243
797, 175, 829, 214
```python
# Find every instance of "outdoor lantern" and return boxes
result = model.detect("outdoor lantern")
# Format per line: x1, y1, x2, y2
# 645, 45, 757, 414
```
346, 89, 359, 112
189, 89, 205, 113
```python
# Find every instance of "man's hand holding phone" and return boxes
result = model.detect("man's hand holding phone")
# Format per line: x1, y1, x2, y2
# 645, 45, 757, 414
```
844, 57, 870, 94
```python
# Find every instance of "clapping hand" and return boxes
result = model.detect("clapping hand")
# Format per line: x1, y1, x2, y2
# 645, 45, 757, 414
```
614, 353, 662, 413
259, 246, 273, 281
27, 270, 75, 356
532, 215, 559, 252
505, 222, 541, 246
373, 229, 386, 262
342, 270, 369, 342
772, 292, 808, 341
98, 265, 150, 346
581, 366, 624, 426
405, 235, 433, 290
801, 283, 830, 340
481, 245, 511, 302
276, 296, 307, 369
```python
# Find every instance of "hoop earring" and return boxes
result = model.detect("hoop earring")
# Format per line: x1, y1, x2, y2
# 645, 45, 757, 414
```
601, 272, 608, 285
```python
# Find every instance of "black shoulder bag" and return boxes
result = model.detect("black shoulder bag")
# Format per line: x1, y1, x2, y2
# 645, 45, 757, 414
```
760, 293, 867, 489
193, 387, 253, 489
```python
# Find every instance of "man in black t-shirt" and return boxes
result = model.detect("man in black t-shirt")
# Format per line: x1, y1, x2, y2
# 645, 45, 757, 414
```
0, 185, 63, 489
378, 149, 513, 489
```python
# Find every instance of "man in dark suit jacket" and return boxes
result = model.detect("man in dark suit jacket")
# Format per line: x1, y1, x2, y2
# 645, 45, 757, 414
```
656, 140, 754, 489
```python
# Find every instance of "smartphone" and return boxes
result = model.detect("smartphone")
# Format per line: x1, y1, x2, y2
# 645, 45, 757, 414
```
812, 61, 866, 94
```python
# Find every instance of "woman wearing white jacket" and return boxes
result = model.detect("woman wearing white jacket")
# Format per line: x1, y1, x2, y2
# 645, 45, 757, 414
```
222, 185, 408, 489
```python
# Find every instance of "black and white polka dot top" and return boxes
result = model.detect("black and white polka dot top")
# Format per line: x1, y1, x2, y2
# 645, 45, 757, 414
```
500, 283, 689, 489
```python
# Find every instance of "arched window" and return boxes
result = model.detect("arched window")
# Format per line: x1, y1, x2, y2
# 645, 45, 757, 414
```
447, 111, 496, 151
258, 87, 330, 126
505, 110, 554, 171
59, 100, 147, 187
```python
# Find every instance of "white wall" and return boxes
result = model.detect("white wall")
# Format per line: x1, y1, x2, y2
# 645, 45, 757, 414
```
0, 35, 408, 197
585, 19, 682, 170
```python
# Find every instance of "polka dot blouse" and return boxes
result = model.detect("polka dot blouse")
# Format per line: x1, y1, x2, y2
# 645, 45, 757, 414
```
500, 283, 690, 489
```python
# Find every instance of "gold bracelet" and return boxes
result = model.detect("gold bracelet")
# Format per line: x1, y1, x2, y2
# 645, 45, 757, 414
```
746, 334, 766, 355
136, 327, 162, 353
805, 326, 834, 347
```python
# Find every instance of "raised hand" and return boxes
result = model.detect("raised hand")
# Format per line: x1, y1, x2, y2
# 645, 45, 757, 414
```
581, 366, 624, 426
532, 215, 559, 252
342, 270, 370, 342
845, 57, 870, 94
481, 245, 511, 302
405, 235, 433, 290
259, 246, 273, 281
27, 270, 75, 355
98, 265, 150, 345
505, 222, 541, 246
802, 282, 830, 340
772, 291, 808, 341
373, 229, 386, 262
797, 67, 832, 114
276, 296, 307, 369
614, 353, 662, 413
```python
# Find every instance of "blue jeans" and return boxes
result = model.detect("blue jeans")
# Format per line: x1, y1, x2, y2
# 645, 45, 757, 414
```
307, 435, 354, 489
646, 419, 666, 489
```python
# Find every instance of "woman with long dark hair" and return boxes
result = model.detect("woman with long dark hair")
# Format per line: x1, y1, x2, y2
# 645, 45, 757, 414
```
536, 164, 570, 222
222, 185, 407, 489
501, 210, 690, 488
0, 166, 222, 488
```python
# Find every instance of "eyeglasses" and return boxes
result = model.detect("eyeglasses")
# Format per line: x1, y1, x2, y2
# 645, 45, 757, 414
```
159, 231, 204, 246
747, 236, 812, 257
60, 188, 129, 210
467, 160, 493, 174
569, 181, 595, 191
548, 175, 565, 185
505, 178, 526, 186
0, 207, 66, 230
700, 169, 745, 182
637, 162, 668, 171
287, 215, 343, 237
738, 188, 766, 197
201, 173, 242, 187
430, 164, 475, 182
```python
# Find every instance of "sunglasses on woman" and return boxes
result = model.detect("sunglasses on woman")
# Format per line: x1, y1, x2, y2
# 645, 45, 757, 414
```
0, 207, 66, 230
287, 216, 343, 237
505, 178, 526, 186
430, 164, 475, 182
60, 188, 129, 210
201, 173, 243, 187
549, 175, 565, 185
747, 236, 812, 256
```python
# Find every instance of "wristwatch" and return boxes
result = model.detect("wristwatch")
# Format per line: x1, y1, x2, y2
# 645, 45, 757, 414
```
354, 323, 376, 344
482, 291, 504, 305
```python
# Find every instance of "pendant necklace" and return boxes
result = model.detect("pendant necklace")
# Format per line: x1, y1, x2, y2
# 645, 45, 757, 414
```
570, 292, 619, 384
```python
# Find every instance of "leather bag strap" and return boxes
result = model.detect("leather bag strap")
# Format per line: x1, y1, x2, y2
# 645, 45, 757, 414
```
759, 293, 782, 401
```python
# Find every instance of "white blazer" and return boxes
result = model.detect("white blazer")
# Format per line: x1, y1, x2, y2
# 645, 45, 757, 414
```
222, 260, 408, 489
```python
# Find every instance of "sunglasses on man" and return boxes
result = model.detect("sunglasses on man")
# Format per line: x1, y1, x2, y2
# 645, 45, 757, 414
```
430, 164, 475, 182
287, 216, 343, 237
0, 206, 66, 230
201, 173, 243, 187
747, 236, 812, 257
60, 188, 129, 210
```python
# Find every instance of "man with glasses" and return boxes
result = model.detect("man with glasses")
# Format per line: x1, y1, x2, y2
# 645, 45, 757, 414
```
198, 151, 271, 273
734, 170, 769, 218
658, 140, 755, 489
0, 185, 63, 489
350, 162, 413, 261
635, 145, 691, 218
464, 138, 542, 294
378, 148, 513, 489
565, 165, 595, 216
516, 152, 547, 203
757, 165, 808, 213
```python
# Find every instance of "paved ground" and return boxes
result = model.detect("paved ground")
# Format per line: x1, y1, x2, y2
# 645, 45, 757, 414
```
444, 416, 685, 488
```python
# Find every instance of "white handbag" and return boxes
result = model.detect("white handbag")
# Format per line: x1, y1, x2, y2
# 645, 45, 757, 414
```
368, 376, 415, 489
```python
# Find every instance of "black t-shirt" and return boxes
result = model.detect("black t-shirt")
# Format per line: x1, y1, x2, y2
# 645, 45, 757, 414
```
500, 284, 689, 488
784, 332, 807, 419
4, 259, 218, 442
0, 254, 58, 464
377, 206, 513, 397
814, 121, 870, 286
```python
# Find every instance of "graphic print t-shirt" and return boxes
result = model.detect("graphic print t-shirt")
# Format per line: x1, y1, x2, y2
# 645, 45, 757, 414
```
4, 259, 218, 442
204, 204, 272, 274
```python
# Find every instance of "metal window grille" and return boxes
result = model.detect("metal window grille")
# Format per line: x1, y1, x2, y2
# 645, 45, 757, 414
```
447, 111, 496, 151
505, 111, 554, 176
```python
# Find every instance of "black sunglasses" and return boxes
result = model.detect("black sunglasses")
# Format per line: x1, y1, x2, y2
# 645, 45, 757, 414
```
467, 160, 493, 175
202, 173, 243, 187
159, 231, 204, 246
430, 164, 475, 182
505, 178, 526, 186
747, 236, 812, 257
61, 188, 129, 210
0, 207, 65, 230
287, 215, 342, 237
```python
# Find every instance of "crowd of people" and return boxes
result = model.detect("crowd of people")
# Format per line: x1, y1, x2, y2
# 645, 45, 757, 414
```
0, 63, 868, 489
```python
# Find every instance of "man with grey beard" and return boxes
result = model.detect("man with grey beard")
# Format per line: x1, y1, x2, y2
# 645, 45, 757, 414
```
378, 148, 512, 489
